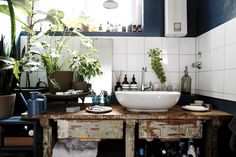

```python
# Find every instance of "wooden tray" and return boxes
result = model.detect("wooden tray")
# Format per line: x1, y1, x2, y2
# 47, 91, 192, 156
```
46, 92, 90, 100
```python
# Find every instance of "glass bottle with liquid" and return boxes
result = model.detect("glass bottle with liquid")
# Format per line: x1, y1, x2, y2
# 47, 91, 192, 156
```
122, 74, 129, 91
181, 66, 191, 95
130, 74, 138, 91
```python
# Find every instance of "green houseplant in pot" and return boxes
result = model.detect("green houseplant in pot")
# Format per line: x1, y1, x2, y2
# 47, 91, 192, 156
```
0, 0, 40, 118
69, 47, 103, 92
0, 0, 41, 119
40, 29, 74, 94
0, 0, 66, 116
0, 36, 18, 119
0, 0, 66, 88
40, 27, 103, 93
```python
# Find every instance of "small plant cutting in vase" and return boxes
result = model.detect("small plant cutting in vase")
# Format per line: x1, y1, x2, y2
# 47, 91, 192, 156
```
148, 48, 167, 90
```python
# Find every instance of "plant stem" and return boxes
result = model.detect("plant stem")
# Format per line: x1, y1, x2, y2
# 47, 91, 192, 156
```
25, 0, 35, 88
7, 0, 16, 48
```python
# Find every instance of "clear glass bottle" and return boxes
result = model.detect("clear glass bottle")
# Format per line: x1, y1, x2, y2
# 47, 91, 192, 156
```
181, 66, 192, 95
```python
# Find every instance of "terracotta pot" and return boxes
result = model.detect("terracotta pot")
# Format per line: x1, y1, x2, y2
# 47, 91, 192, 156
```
48, 71, 73, 94
73, 82, 92, 92
0, 94, 16, 119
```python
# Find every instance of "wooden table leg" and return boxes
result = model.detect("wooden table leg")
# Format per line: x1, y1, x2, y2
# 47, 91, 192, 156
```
40, 118, 53, 157
204, 119, 222, 157
126, 120, 136, 157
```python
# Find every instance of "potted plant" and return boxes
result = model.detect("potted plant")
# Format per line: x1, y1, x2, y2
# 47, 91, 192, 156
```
40, 27, 103, 93
39, 29, 74, 93
0, 0, 65, 88
0, 0, 66, 116
0, 0, 42, 119
69, 48, 103, 91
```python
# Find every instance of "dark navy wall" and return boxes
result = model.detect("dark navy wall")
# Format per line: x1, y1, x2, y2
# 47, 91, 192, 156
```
143, 0, 197, 37
196, 0, 236, 36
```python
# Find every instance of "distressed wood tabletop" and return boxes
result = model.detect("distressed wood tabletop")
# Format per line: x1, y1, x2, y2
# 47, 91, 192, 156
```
22, 104, 232, 121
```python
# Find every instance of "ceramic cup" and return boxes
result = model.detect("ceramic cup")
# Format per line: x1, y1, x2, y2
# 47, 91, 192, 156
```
194, 100, 204, 105
152, 83, 160, 91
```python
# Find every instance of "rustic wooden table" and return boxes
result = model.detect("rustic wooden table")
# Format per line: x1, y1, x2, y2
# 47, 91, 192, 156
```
22, 104, 232, 157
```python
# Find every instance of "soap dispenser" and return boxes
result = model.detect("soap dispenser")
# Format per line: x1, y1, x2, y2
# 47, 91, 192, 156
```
181, 66, 192, 95
130, 74, 138, 91
122, 74, 130, 91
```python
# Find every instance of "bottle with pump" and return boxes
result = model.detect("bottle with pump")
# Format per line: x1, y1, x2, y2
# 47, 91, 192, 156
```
130, 74, 138, 90
122, 74, 129, 91
181, 66, 192, 95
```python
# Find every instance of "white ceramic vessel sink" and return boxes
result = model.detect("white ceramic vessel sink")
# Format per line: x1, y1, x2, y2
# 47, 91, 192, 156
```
115, 91, 180, 112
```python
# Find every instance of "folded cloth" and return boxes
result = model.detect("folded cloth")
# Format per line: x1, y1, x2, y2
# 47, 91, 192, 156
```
229, 115, 236, 154
52, 139, 98, 157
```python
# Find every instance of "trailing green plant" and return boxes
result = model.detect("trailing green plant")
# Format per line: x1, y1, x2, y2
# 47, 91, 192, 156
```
148, 48, 166, 83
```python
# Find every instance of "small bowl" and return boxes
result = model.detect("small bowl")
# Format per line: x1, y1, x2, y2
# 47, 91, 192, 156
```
194, 100, 204, 105
190, 103, 202, 106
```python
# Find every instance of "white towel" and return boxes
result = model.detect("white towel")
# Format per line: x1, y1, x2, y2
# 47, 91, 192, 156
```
52, 139, 98, 157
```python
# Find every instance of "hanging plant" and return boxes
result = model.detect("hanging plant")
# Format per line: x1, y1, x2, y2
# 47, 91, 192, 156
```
148, 48, 166, 83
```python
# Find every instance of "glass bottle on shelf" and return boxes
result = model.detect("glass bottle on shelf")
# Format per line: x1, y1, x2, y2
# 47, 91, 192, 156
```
99, 24, 103, 32
106, 21, 110, 32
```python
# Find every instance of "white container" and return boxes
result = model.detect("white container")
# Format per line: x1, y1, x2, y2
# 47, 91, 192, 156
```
194, 100, 204, 105
187, 144, 196, 157
164, 0, 187, 37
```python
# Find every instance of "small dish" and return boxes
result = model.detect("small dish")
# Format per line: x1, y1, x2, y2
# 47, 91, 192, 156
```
182, 105, 209, 112
86, 105, 112, 113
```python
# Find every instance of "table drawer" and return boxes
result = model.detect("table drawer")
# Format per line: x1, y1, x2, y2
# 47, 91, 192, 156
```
57, 120, 123, 140
139, 120, 202, 139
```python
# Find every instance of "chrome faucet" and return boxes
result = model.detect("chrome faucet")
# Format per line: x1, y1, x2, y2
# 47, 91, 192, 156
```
141, 66, 151, 91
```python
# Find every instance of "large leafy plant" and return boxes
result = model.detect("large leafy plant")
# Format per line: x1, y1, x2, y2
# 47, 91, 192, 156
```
0, 0, 65, 88
0, 0, 40, 95
69, 48, 103, 82
40, 28, 103, 88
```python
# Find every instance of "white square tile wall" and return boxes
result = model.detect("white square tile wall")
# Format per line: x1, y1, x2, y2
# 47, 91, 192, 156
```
19, 16, 236, 103
20, 36, 196, 94
112, 37, 196, 93
196, 17, 236, 102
